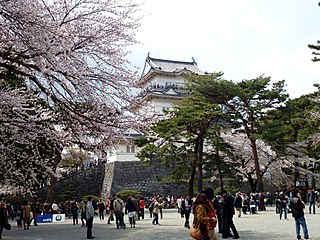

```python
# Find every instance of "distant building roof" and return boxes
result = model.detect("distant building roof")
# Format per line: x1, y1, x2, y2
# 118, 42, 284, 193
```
146, 56, 204, 74
136, 54, 207, 86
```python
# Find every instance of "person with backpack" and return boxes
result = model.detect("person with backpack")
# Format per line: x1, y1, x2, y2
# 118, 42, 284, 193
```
151, 197, 164, 225
113, 195, 126, 229
290, 190, 310, 240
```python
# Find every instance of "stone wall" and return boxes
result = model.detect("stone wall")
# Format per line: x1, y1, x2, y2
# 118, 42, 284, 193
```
36, 164, 105, 202
106, 161, 188, 197
36, 161, 188, 202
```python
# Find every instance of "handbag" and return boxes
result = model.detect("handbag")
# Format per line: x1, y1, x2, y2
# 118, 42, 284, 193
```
189, 225, 201, 239
4, 222, 11, 230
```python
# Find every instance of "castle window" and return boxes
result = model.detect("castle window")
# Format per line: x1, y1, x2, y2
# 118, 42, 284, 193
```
126, 145, 135, 153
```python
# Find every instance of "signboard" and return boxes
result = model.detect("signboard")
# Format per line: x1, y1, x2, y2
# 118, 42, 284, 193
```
36, 214, 65, 223
53, 214, 65, 223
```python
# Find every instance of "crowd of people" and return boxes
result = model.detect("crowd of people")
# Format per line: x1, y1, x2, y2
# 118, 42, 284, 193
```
0, 188, 318, 239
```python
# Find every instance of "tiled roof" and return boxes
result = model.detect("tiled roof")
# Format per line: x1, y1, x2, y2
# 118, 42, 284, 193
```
146, 56, 205, 75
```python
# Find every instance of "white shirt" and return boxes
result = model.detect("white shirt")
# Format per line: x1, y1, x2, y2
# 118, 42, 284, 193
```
52, 203, 59, 211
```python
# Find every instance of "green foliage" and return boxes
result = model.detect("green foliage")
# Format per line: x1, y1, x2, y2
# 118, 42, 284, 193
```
214, 185, 238, 196
82, 195, 100, 202
259, 92, 320, 156
116, 190, 141, 202
3, 195, 24, 204
0, 70, 25, 89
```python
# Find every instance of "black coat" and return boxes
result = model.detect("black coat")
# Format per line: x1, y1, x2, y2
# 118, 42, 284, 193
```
222, 195, 235, 217
290, 197, 305, 219
234, 196, 242, 208
0, 205, 8, 225
181, 199, 192, 213
126, 200, 137, 213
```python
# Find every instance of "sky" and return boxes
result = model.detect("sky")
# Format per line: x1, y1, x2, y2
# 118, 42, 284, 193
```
128, 0, 320, 99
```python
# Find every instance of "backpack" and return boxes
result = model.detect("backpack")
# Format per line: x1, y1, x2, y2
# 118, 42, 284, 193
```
148, 202, 155, 211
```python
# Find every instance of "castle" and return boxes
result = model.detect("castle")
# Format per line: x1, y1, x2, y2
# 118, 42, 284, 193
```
105, 54, 206, 163
37, 55, 208, 201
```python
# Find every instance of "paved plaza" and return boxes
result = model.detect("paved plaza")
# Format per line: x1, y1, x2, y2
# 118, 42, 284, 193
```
2, 207, 320, 240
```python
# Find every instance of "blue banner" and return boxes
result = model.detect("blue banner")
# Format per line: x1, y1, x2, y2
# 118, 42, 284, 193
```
36, 214, 53, 223
36, 214, 65, 223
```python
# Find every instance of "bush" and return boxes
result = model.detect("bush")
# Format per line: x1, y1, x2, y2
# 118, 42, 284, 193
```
82, 195, 100, 202
116, 190, 141, 203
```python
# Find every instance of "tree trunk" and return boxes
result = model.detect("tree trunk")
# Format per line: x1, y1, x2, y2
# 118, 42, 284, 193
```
247, 174, 257, 192
218, 167, 224, 191
47, 149, 62, 204
251, 139, 263, 192
196, 136, 204, 193
188, 165, 197, 197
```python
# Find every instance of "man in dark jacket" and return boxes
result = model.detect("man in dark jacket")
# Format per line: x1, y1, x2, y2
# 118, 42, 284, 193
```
290, 190, 310, 240
181, 195, 192, 229
277, 192, 288, 220
221, 190, 239, 239
307, 188, 317, 214
234, 192, 243, 218
214, 194, 223, 234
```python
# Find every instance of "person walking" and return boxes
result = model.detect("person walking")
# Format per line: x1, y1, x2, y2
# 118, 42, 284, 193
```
98, 199, 105, 221
21, 200, 31, 230
86, 196, 95, 239
126, 197, 138, 228
113, 195, 125, 229
277, 192, 288, 220
177, 196, 184, 218
221, 190, 240, 239
290, 190, 310, 240
80, 201, 86, 227
138, 197, 145, 220
204, 188, 218, 240
307, 188, 317, 214
107, 194, 116, 224
190, 193, 216, 240
213, 193, 223, 234
234, 192, 243, 218
148, 197, 155, 218
51, 201, 59, 214
0, 199, 9, 240
70, 200, 79, 225
182, 195, 192, 229
151, 197, 163, 225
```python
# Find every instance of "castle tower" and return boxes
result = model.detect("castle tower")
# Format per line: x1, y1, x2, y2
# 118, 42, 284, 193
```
135, 54, 205, 115
105, 54, 206, 163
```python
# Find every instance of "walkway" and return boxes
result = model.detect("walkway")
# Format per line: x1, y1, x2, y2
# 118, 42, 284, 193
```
2, 207, 320, 240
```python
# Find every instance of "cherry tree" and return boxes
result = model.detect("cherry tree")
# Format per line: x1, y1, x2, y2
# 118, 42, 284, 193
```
0, 85, 61, 193
221, 132, 313, 191
0, 0, 148, 194
0, 0, 144, 148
